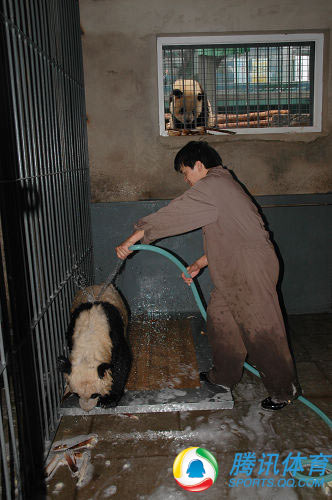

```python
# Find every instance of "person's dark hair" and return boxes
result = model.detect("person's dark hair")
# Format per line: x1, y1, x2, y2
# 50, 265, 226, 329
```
174, 141, 223, 171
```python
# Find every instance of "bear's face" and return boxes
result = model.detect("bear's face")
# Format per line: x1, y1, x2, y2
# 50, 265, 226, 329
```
68, 362, 113, 411
58, 356, 113, 412
170, 80, 204, 128
171, 89, 203, 126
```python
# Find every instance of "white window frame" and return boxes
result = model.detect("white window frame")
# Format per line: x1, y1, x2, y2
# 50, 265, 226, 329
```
157, 33, 324, 136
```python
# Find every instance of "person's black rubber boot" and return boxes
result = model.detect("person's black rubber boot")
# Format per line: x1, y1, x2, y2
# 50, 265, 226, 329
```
261, 396, 292, 411
199, 372, 229, 393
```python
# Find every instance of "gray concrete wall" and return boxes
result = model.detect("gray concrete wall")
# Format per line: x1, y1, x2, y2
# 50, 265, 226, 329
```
79, 0, 332, 202
91, 194, 332, 315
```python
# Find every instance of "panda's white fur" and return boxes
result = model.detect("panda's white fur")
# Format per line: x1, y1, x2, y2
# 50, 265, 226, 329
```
66, 304, 113, 411
169, 79, 213, 130
58, 284, 131, 412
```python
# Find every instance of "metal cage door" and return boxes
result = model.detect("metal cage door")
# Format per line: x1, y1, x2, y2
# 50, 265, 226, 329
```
0, 0, 93, 497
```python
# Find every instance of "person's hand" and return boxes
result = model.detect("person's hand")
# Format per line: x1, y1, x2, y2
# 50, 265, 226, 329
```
115, 229, 145, 260
115, 238, 135, 260
181, 262, 201, 286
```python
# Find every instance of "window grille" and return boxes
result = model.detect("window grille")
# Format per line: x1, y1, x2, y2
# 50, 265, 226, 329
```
158, 35, 323, 135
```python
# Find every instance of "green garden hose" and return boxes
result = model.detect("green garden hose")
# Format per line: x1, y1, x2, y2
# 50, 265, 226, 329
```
130, 244, 332, 485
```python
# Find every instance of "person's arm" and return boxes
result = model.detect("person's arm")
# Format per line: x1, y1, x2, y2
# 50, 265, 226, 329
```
115, 229, 144, 260
116, 182, 217, 260
133, 184, 218, 245
181, 254, 208, 286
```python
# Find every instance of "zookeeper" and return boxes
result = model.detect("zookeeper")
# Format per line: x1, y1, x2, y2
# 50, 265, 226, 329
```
115, 140, 302, 411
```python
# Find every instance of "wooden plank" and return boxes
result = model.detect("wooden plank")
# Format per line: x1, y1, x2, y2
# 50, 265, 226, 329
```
217, 109, 288, 122
126, 316, 200, 390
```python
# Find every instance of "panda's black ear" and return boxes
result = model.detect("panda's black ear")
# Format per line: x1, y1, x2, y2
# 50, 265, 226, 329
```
98, 363, 111, 379
57, 356, 71, 374
197, 93, 203, 101
173, 89, 182, 98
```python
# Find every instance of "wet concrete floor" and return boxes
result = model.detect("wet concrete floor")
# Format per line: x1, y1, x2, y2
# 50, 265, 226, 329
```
46, 313, 332, 499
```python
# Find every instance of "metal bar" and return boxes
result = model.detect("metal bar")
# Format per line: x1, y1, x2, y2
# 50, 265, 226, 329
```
54, 292, 69, 399
298, 45, 302, 117
69, 4, 82, 261
23, 0, 53, 316
15, 1, 45, 322
79, 14, 93, 285
42, 311, 57, 435
38, 67, 63, 294
0, 312, 18, 500
201, 48, 208, 125
277, 45, 281, 123
246, 48, 249, 125
213, 47, 217, 120
34, 320, 50, 440
0, 402, 12, 500
170, 47, 174, 91
180, 49, 186, 128
46, 5, 70, 293
267, 46, 270, 126
29, 0, 61, 411
309, 43, 315, 126
74, 85, 87, 260
224, 49, 228, 124
68, 0, 92, 328
77, 129, 87, 268
52, 1, 73, 286
71, 85, 83, 272
256, 46, 259, 126
235, 49, 238, 127
191, 48, 197, 127
38, 0, 61, 297
1, 367, 22, 498
0, 166, 89, 183
288, 45, 291, 126
62, 15, 79, 274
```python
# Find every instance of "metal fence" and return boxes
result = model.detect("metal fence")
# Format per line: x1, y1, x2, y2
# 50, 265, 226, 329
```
0, 0, 93, 497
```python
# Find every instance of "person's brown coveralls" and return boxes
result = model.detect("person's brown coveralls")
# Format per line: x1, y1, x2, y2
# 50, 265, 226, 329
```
134, 166, 300, 403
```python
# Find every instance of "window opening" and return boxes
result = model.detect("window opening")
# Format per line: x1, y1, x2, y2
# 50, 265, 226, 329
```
158, 35, 323, 136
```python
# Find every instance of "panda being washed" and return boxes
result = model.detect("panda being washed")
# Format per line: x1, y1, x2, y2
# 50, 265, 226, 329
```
57, 284, 131, 412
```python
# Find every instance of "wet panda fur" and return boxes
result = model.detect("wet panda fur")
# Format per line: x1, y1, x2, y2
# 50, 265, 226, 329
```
57, 284, 131, 412
168, 79, 213, 130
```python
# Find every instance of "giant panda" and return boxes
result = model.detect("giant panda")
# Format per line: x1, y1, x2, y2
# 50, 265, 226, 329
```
57, 284, 131, 412
168, 79, 213, 130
